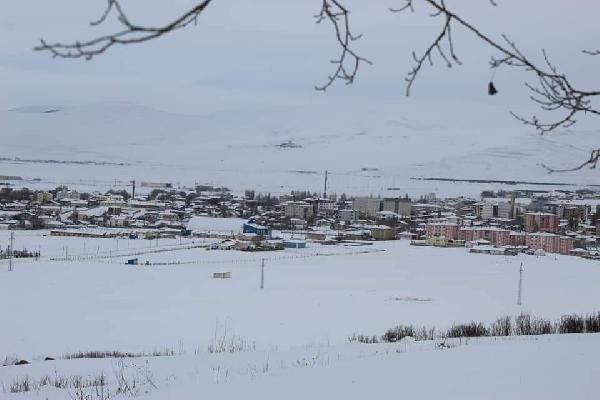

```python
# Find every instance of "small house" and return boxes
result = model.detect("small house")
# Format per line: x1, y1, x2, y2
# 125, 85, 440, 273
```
243, 223, 269, 236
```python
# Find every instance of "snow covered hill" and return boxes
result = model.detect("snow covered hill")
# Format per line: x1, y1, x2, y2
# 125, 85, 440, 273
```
1, 101, 598, 196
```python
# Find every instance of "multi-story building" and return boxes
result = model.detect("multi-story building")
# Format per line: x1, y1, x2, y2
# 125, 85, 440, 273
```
56, 188, 81, 201
426, 222, 459, 240
36, 192, 54, 204
353, 197, 381, 219
476, 201, 512, 220
524, 212, 559, 233
338, 209, 357, 222
509, 231, 527, 246
382, 198, 412, 217
526, 233, 574, 254
283, 201, 314, 221
459, 227, 511, 247
302, 198, 335, 218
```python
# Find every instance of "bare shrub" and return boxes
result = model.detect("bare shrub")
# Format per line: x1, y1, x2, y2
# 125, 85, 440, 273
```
8, 376, 31, 393
381, 325, 436, 342
151, 347, 175, 357
514, 313, 554, 336
374, 311, 598, 345
7, 362, 154, 399
514, 313, 532, 335
446, 322, 489, 338
558, 314, 585, 334
71, 383, 112, 400
208, 325, 255, 354
382, 325, 415, 342
490, 316, 512, 337
63, 347, 174, 360
208, 336, 255, 354
584, 312, 600, 333
8, 372, 107, 394
64, 350, 140, 360
349, 334, 379, 344
530, 317, 554, 335
413, 327, 437, 341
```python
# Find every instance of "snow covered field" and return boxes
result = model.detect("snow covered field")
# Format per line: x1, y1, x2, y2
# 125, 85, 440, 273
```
1, 230, 600, 399
2, 334, 600, 400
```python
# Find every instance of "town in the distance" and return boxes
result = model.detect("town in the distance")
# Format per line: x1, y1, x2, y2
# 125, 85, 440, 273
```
1, 177, 599, 260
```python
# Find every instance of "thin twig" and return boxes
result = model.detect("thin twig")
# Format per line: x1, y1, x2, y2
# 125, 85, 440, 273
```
314, 0, 372, 91
35, 0, 213, 60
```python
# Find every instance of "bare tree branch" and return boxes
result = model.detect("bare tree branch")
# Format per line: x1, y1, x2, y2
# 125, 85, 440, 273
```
392, 0, 600, 172
34, 0, 213, 60
314, 0, 372, 91
393, 0, 600, 136
582, 49, 600, 56
400, 1, 462, 96
540, 149, 600, 173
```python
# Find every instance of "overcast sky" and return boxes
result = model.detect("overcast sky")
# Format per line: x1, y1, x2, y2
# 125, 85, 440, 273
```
1, 0, 599, 124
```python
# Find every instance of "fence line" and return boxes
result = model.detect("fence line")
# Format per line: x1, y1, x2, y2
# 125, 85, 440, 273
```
2, 242, 385, 267
140, 248, 385, 266
48, 242, 211, 262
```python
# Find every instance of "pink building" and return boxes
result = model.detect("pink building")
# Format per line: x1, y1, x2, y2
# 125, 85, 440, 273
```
524, 212, 559, 233
426, 223, 459, 240
526, 233, 574, 255
509, 231, 527, 246
558, 236, 575, 255
459, 227, 511, 247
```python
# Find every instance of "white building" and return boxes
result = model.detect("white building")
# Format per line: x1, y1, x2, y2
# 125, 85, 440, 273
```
382, 198, 412, 217
353, 197, 381, 218
338, 209, 357, 222
283, 201, 314, 220
476, 201, 512, 220
56, 188, 81, 201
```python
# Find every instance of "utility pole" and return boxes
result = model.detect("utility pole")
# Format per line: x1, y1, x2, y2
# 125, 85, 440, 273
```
260, 258, 265, 290
8, 231, 14, 272
517, 262, 524, 306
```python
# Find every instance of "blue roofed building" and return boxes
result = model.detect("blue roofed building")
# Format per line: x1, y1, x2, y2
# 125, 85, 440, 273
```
243, 222, 270, 236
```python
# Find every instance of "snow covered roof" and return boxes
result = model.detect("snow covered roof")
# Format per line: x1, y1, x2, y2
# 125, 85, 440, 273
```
527, 232, 559, 237
377, 210, 400, 218
79, 207, 109, 217
460, 226, 509, 232
186, 216, 245, 233
525, 212, 556, 216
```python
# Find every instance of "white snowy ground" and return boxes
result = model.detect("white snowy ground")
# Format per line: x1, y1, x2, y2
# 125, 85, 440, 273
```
1, 231, 600, 398
186, 216, 247, 234
2, 334, 600, 400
